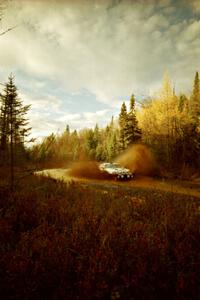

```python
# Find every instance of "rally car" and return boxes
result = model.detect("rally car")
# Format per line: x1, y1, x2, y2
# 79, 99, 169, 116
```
99, 162, 134, 180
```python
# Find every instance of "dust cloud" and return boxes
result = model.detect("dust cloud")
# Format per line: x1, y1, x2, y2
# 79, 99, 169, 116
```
115, 144, 158, 176
68, 161, 111, 180
68, 144, 159, 179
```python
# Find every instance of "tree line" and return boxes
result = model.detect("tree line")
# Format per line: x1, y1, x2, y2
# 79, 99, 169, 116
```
30, 95, 142, 167
31, 71, 200, 175
1, 71, 200, 176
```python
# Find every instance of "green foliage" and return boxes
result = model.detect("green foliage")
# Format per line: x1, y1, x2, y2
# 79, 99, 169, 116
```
118, 96, 142, 152
31, 116, 120, 165
0, 75, 31, 158
66, 124, 70, 134
190, 71, 200, 120
125, 94, 142, 147
0, 174, 199, 299
86, 128, 99, 159
0, 74, 31, 188
107, 132, 118, 161
119, 102, 128, 151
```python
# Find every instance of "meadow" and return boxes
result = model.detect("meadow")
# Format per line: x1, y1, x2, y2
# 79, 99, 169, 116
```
0, 173, 199, 300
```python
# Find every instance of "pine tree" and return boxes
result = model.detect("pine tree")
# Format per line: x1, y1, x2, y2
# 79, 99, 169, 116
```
190, 71, 200, 121
0, 84, 9, 156
119, 102, 127, 151
107, 132, 118, 161
66, 124, 70, 135
94, 124, 100, 147
110, 115, 114, 131
125, 94, 142, 147
86, 129, 97, 159
178, 94, 188, 113
0, 74, 31, 186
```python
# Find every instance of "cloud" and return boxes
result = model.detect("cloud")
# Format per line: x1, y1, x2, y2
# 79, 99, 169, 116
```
19, 86, 111, 138
0, 0, 199, 136
0, 2, 176, 94
29, 109, 111, 140
20, 92, 62, 112
56, 109, 111, 130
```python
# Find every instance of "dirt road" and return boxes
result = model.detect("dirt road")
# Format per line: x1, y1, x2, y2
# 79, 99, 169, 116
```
36, 168, 200, 198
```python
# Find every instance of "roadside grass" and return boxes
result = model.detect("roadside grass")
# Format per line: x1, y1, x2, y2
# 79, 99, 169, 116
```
0, 173, 199, 299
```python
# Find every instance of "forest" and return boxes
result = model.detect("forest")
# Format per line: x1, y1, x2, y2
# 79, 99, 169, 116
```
1, 71, 200, 176
27, 71, 200, 177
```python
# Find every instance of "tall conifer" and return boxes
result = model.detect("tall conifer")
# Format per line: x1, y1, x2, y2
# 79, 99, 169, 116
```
119, 102, 127, 151
190, 71, 200, 121
0, 74, 31, 186
125, 94, 142, 147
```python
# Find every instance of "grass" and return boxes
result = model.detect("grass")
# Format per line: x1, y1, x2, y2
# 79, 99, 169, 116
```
0, 173, 200, 299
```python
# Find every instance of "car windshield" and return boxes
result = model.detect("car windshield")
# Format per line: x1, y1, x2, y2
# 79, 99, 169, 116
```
101, 163, 123, 169
106, 163, 116, 168
111, 163, 121, 168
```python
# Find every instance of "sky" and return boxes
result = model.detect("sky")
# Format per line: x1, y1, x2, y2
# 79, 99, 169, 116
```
0, 0, 200, 140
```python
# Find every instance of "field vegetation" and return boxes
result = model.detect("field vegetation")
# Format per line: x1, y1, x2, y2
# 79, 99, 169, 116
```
0, 172, 199, 299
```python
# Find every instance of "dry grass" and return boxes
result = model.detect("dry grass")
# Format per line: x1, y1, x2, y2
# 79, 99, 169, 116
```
0, 173, 199, 299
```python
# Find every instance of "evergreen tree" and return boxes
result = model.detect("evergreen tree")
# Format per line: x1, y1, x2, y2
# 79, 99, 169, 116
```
107, 132, 118, 161
86, 129, 97, 159
66, 124, 70, 135
96, 143, 106, 161
110, 116, 114, 131
0, 74, 31, 186
94, 124, 100, 148
190, 71, 200, 121
0, 84, 9, 155
119, 102, 127, 151
178, 94, 188, 113
125, 94, 142, 147
130, 94, 135, 111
